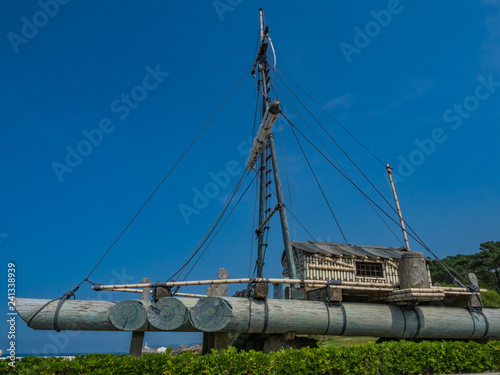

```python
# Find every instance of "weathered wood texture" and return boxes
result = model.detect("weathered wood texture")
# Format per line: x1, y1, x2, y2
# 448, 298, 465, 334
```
16, 298, 199, 332
202, 268, 230, 354
18, 297, 499, 339
189, 297, 500, 340
16, 298, 117, 331
110, 300, 149, 331
129, 277, 151, 357
95, 278, 487, 292
147, 297, 197, 331
191, 297, 232, 332
398, 252, 431, 289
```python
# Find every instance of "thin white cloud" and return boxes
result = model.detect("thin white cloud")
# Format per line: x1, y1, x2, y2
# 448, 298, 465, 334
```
324, 93, 354, 110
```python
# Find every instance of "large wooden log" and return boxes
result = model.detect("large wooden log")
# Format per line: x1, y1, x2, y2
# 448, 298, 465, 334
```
190, 297, 232, 332
16, 298, 118, 331
110, 300, 149, 331
188, 297, 500, 340
147, 297, 197, 331
16, 298, 199, 332
17, 297, 500, 339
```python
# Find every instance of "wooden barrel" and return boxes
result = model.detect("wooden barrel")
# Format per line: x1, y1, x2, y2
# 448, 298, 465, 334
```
109, 300, 149, 331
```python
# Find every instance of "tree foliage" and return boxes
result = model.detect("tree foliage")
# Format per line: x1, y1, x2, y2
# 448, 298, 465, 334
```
429, 241, 500, 293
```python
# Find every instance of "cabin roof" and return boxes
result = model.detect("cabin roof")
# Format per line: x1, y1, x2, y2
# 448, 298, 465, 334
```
290, 241, 413, 260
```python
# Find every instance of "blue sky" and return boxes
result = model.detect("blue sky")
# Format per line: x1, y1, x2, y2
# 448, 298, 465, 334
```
1, 0, 499, 355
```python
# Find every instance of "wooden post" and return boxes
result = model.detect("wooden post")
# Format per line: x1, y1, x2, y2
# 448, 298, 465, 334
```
202, 269, 229, 353
386, 164, 411, 250
129, 277, 150, 357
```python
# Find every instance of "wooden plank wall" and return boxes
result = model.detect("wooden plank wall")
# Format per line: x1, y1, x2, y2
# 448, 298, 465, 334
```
282, 251, 434, 286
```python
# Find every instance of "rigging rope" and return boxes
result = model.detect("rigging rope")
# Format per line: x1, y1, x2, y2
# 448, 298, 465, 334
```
272, 73, 469, 285
271, 80, 404, 247
288, 119, 348, 243
169, 170, 250, 282
281, 112, 469, 286
179, 172, 257, 283
249, 167, 317, 242
29, 66, 255, 331
84, 64, 253, 286
275, 66, 386, 167
275, 70, 399, 217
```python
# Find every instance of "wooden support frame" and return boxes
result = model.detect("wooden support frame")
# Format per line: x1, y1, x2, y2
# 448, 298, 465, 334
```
129, 277, 150, 357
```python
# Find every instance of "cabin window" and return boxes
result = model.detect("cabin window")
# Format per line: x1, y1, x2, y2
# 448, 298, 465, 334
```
355, 261, 383, 278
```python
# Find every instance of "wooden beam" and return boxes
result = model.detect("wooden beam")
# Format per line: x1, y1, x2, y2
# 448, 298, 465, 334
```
188, 297, 500, 340
16, 296, 500, 340
129, 277, 150, 357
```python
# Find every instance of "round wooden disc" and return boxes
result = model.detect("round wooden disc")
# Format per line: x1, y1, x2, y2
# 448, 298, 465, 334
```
189, 297, 232, 332
147, 297, 188, 331
109, 300, 147, 331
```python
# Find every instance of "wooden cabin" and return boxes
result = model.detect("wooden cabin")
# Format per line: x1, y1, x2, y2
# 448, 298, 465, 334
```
282, 241, 432, 285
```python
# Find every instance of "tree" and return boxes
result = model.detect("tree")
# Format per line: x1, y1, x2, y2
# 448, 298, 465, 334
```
473, 241, 500, 291
429, 241, 500, 293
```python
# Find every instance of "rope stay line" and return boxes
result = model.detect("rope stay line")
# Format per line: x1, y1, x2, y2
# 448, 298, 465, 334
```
288, 116, 349, 244
271, 79, 404, 247
272, 74, 471, 286
280, 112, 470, 286
273, 72, 465, 280
41, 64, 253, 311
248, 166, 317, 242
275, 66, 386, 167
177, 172, 258, 287
84, 64, 253, 286
169, 169, 250, 282
274, 71, 400, 219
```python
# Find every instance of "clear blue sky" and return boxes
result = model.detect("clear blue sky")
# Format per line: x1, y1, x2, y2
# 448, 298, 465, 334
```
1, 0, 499, 355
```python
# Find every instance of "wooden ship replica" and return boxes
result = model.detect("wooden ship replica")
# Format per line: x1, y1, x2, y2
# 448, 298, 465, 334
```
16, 9, 499, 355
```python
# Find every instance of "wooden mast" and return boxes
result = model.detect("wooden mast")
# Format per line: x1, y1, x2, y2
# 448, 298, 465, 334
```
255, 8, 268, 278
386, 164, 411, 250
253, 8, 297, 279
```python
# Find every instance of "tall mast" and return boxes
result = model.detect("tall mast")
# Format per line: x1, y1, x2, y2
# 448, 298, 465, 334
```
248, 8, 297, 279
386, 164, 411, 250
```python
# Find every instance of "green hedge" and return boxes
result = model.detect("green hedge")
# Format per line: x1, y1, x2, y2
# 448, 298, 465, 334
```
3, 340, 499, 374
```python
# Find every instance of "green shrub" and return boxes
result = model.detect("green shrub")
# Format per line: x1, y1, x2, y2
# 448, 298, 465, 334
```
2, 340, 499, 374
482, 289, 500, 307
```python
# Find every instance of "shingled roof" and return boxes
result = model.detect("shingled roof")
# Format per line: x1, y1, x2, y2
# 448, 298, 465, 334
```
289, 241, 414, 260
